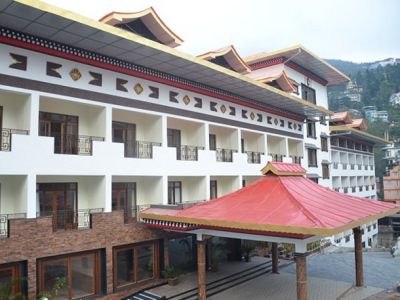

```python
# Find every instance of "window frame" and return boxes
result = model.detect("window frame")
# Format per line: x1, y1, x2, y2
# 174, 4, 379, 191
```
210, 180, 218, 199
301, 84, 316, 104
321, 136, 328, 152
168, 181, 182, 204
307, 148, 318, 168
322, 163, 330, 179
306, 122, 316, 139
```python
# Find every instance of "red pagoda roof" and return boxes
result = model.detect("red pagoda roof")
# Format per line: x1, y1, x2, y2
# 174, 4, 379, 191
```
140, 163, 399, 237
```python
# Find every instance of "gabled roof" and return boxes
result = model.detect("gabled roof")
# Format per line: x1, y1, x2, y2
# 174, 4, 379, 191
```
254, 71, 296, 93
331, 111, 353, 124
345, 118, 368, 130
99, 7, 183, 48
141, 162, 399, 236
261, 162, 306, 176
197, 45, 251, 74
244, 45, 350, 86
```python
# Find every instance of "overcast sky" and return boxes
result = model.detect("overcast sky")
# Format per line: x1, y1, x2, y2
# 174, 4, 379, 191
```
43, 0, 399, 63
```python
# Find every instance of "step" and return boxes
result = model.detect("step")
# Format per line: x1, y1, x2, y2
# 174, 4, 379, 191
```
126, 290, 165, 300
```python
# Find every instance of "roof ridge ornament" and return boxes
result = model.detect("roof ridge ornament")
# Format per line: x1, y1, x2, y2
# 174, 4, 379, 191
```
261, 162, 306, 176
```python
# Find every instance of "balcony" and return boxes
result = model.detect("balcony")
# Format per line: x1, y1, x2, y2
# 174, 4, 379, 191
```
372, 185, 375, 190
334, 188, 340, 192
350, 164, 355, 170
370, 165, 374, 170
358, 165, 362, 170
118, 140, 161, 159
342, 163, 348, 170
352, 187, 356, 193
270, 153, 284, 162
1, 128, 29, 151
292, 156, 303, 165
246, 151, 263, 164
177, 145, 204, 161
216, 148, 235, 162
37, 208, 103, 231
343, 187, 348, 193
359, 186, 363, 192
364, 165, 368, 170
365, 185, 370, 191
0, 213, 26, 239
333, 162, 339, 169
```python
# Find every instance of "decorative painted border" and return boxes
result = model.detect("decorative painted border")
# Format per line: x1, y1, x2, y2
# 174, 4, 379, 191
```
0, 26, 305, 121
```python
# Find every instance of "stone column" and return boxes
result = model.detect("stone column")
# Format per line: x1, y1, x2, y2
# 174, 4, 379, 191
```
295, 253, 307, 300
353, 227, 364, 286
197, 240, 207, 300
271, 242, 279, 274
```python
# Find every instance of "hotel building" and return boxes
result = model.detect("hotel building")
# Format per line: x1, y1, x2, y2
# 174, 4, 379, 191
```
0, 1, 389, 298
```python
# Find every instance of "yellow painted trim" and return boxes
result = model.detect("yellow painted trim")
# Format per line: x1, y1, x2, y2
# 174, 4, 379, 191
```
15, 0, 332, 117
260, 164, 305, 176
140, 206, 400, 237
330, 126, 392, 144
244, 44, 350, 84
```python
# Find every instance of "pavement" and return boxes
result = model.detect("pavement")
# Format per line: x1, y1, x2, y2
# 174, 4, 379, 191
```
148, 251, 400, 300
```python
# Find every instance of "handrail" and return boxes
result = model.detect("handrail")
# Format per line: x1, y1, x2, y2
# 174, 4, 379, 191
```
1, 128, 29, 151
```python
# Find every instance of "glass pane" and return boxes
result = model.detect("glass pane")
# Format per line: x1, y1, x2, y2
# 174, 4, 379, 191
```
71, 255, 94, 299
43, 260, 68, 300
0, 268, 13, 287
137, 245, 154, 281
168, 236, 195, 272
174, 187, 181, 204
116, 249, 134, 286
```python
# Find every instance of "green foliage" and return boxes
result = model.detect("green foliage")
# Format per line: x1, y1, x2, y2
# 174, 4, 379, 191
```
37, 277, 67, 300
0, 278, 26, 300
163, 266, 177, 279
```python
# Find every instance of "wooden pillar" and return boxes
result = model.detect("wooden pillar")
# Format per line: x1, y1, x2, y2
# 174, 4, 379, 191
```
271, 242, 279, 274
163, 238, 170, 269
197, 240, 207, 300
353, 227, 364, 287
295, 253, 307, 300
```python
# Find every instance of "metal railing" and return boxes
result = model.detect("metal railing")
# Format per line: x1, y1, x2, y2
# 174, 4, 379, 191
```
37, 208, 103, 231
359, 186, 363, 192
343, 187, 348, 193
123, 141, 161, 158
176, 145, 203, 161
365, 185, 370, 191
351, 187, 356, 193
0, 213, 26, 238
216, 148, 235, 162
1, 128, 29, 151
358, 165, 362, 170
78, 135, 105, 155
333, 162, 339, 169
246, 151, 263, 164
292, 156, 302, 165
364, 165, 368, 170
342, 163, 347, 170
270, 153, 284, 162
350, 164, 355, 170
333, 188, 340, 192
372, 185, 375, 190
370, 165, 374, 170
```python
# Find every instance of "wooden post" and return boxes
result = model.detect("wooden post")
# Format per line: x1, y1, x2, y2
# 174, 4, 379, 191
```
272, 242, 279, 274
295, 253, 307, 300
197, 240, 207, 300
163, 238, 170, 269
353, 227, 364, 287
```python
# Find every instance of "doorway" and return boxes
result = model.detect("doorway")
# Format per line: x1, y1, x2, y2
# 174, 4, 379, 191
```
167, 128, 181, 160
112, 121, 137, 157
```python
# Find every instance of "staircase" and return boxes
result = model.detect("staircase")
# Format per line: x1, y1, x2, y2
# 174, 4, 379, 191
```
168, 261, 273, 300
125, 290, 166, 300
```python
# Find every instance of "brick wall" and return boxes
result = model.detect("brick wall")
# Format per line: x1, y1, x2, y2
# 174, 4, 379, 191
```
0, 211, 169, 299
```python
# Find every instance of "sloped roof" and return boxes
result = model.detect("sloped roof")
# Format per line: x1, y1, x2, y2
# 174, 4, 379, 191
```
198, 45, 251, 74
331, 112, 353, 124
254, 71, 296, 93
330, 126, 390, 145
99, 7, 183, 47
244, 45, 350, 86
141, 162, 399, 236
346, 118, 368, 130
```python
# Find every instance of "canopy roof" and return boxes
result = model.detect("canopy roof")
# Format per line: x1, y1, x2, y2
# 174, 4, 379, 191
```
244, 45, 350, 86
0, 0, 332, 119
330, 125, 390, 145
99, 7, 183, 48
198, 45, 251, 74
141, 162, 399, 237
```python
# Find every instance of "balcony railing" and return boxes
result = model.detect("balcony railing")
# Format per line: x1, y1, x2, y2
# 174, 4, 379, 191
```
37, 208, 103, 231
342, 163, 347, 170
343, 187, 348, 193
351, 187, 356, 193
175, 145, 203, 161
270, 153, 284, 162
350, 164, 355, 170
372, 185, 375, 190
370, 165, 374, 170
359, 186, 363, 192
292, 156, 303, 165
216, 148, 235, 162
358, 165, 362, 170
246, 151, 263, 164
364, 165, 368, 170
0, 213, 26, 238
123, 141, 162, 159
365, 185, 370, 191
333, 162, 339, 169
78, 135, 105, 155
1, 128, 29, 151
333, 188, 340, 192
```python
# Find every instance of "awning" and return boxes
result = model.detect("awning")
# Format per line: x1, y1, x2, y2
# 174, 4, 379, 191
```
140, 162, 399, 237
0, 0, 332, 119
329, 126, 391, 145
306, 173, 320, 178
321, 160, 330, 164
304, 143, 319, 149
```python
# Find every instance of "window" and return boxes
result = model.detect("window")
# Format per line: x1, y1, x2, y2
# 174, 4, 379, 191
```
241, 138, 245, 153
168, 181, 182, 204
309, 177, 318, 184
307, 122, 316, 138
0, 262, 26, 298
210, 180, 218, 199
112, 182, 136, 220
242, 180, 246, 187
321, 137, 328, 152
209, 134, 216, 151
290, 80, 299, 95
322, 164, 330, 179
301, 84, 316, 104
113, 241, 158, 290
38, 250, 102, 299
112, 121, 137, 157
307, 149, 318, 167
